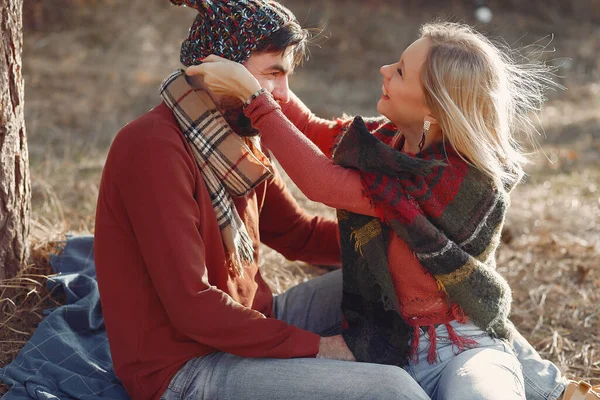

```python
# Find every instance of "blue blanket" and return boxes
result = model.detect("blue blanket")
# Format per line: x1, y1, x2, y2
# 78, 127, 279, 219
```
0, 236, 129, 400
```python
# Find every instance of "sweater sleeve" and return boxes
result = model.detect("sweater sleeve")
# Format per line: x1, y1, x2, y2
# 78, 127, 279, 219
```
248, 93, 378, 217
113, 125, 319, 359
259, 165, 341, 266
280, 91, 346, 159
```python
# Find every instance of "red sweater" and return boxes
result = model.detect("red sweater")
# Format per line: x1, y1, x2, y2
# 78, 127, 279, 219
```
94, 102, 341, 400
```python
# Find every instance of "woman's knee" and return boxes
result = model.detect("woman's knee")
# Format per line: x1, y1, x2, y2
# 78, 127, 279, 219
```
438, 348, 525, 400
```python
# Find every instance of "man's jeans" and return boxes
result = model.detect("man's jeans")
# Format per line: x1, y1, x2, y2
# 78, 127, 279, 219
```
161, 270, 566, 400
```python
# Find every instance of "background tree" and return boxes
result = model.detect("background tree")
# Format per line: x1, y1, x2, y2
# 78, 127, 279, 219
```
0, 0, 31, 280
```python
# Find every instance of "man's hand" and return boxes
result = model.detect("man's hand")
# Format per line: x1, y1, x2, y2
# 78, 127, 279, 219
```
316, 335, 356, 361
186, 55, 262, 103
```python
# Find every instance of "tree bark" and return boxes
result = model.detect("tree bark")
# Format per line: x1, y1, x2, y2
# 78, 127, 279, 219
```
0, 0, 30, 280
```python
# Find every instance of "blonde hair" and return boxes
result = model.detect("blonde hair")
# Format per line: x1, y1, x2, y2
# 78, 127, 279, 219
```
419, 22, 558, 188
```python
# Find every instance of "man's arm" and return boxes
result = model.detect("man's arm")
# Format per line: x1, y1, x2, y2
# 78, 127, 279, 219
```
112, 124, 320, 359
259, 165, 341, 266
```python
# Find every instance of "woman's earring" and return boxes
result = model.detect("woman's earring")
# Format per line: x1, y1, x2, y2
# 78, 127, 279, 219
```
418, 120, 431, 152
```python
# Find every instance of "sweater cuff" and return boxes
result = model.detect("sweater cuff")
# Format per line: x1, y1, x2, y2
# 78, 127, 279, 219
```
243, 91, 281, 128
286, 328, 320, 358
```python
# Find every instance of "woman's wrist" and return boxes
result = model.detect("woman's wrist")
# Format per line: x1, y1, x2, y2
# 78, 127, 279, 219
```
237, 73, 262, 102
239, 85, 260, 102
243, 88, 268, 108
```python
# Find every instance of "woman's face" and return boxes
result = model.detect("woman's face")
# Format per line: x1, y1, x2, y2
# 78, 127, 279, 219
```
377, 37, 433, 129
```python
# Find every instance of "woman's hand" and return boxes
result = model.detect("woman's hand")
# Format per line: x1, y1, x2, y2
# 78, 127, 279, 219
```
186, 55, 262, 102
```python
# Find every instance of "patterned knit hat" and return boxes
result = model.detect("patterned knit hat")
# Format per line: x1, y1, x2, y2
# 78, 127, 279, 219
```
170, 0, 296, 66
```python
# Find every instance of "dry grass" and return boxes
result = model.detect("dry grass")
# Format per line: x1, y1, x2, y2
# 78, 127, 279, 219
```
500, 172, 600, 381
0, 227, 66, 385
1, 0, 599, 396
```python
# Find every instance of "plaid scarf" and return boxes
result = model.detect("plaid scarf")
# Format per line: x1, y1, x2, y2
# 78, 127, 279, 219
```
334, 116, 514, 366
159, 70, 273, 276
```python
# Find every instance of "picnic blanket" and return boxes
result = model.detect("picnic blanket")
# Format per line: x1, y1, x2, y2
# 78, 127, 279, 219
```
0, 236, 129, 400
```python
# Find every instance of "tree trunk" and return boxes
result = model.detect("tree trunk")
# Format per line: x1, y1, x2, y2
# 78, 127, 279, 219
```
0, 0, 30, 280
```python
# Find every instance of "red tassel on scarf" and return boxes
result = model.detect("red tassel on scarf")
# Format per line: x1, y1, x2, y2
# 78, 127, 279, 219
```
451, 303, 469, 323
427, 324, 438, 364
410, 324, 441, 364
445, 322, 479, 354
410, 326, 421, 363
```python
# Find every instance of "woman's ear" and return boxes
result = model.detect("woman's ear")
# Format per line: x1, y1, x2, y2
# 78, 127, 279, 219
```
424, 115, 438, 126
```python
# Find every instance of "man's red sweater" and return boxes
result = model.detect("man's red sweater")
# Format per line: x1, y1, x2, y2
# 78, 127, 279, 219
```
94, 102, 341, 400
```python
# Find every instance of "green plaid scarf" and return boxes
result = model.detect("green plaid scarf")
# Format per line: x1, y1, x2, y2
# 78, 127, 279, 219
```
335, 116, 514, 366
159, 70, 273, 276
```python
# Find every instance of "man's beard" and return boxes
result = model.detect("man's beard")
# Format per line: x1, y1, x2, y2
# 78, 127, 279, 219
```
219, 97, 260, 137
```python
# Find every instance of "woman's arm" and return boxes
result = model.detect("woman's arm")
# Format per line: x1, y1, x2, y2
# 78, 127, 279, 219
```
281, 91, 347, 158
259, 166, 342, 266
246, 92, 377, 217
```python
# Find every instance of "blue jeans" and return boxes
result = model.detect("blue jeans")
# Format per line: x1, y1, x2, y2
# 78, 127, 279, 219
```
406, 321, 525, 399
512, 328, 568, 400
160, 271, 429, 400
161, 270, 567, 400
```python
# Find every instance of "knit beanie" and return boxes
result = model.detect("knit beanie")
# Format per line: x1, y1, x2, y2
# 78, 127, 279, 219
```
170, 0, 297, 66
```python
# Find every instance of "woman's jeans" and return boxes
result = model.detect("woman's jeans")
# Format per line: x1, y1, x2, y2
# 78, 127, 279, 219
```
406, 320, 525, 399
161, 269, 567, 400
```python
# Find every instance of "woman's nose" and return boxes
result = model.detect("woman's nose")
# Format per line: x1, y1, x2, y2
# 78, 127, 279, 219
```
380, 64, 391, 78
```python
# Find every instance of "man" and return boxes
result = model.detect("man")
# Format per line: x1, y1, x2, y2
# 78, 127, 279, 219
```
95, 1, 595, 400
95, 1, 430, 399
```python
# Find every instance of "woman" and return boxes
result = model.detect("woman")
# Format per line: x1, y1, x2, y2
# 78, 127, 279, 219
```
184, 22, 593, 400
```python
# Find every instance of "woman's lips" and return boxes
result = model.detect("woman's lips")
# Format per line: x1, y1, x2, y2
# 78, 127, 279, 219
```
381, 85, 390, 100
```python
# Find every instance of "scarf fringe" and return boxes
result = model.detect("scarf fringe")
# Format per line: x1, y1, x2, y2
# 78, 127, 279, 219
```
445, 322, 479, 353
427, 325, 438, 364
228, 228, 256, 278
409, 321, 479, 365
410, 326, 420, 363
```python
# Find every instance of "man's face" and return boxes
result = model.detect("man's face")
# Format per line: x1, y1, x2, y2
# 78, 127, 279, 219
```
243, 48, 295, 104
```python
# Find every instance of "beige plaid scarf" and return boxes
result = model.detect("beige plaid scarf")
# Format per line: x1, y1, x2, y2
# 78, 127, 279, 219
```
159, 70, 273, 276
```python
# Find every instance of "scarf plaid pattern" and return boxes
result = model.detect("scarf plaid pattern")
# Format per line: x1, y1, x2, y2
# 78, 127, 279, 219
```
334, 116, 514, 365
159, 70, 273, 276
